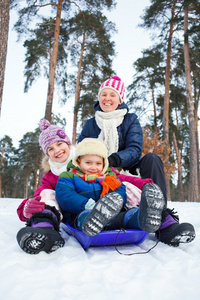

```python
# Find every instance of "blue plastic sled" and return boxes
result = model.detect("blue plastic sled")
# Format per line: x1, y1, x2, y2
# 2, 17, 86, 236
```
61, 222, 149, 250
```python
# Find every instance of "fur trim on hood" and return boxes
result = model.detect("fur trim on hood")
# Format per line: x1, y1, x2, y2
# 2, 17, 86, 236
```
41, 155, 51, 173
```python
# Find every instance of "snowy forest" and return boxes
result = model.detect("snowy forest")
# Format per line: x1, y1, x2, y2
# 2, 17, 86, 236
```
0, 0, 200, 202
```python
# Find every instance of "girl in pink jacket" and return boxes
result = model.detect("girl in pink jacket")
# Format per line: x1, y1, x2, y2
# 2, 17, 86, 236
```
16, 119, 75, 254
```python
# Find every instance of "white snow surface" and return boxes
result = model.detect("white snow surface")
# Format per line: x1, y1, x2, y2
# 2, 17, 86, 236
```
0, 198, 200, 300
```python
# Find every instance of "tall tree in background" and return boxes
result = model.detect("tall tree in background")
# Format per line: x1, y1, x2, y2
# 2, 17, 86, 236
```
140, 0, 181, 200
137, 0, 200, 201
65, 10, 115, 143
0, 135, 16, 198
127, 44, 165, 132
183, 1, 199, 201
0, 0, 10, 117
14, 0, 70, 123
14, 0, 116, 124
190, 33, 200, 182
162, 0, 177, 201
17, 130, 41, 198
45, 0, 63, 121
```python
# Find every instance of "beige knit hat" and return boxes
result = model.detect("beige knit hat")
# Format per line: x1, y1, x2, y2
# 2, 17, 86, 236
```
73, 138, 109, 174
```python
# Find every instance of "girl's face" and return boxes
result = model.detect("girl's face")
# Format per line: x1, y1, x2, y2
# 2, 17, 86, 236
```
47, 141, 70, 163
99, 88, 121, 112
78, 155, 104, 175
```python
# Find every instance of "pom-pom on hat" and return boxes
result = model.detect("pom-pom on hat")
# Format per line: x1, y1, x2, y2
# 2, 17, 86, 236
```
73, 138, 109, 174
39, 119, 71, 155
98, 76, 125, 103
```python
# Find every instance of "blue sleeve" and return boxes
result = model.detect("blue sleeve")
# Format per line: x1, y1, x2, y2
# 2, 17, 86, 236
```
55, 178, 89, 215
116, 114, 143, 169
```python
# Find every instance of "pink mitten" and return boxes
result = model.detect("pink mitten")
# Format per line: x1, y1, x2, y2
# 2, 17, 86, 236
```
23, 196, 45, 219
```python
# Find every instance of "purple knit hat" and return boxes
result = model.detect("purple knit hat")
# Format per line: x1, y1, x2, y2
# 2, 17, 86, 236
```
98, 76, 125, 102
39, 119, 71, 155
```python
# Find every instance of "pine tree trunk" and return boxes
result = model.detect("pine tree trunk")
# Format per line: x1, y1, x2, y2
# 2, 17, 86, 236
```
184, 5, 199, 202
192, 71, 200, 187
194, 111, 199, 186
72, 32, 86, 144
24, 176, 28, 199
172, 132, 184, 202
0, 0, 10, 117
146, 70, 157, 132
163, 0, 176, 143
45, 0, 63, 122
163, 0, 176, 202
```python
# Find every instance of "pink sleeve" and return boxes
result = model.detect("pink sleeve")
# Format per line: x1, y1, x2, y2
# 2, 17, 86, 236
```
33, 172, 58, 197
17, 199, 28, 222
111, 168, 153, 190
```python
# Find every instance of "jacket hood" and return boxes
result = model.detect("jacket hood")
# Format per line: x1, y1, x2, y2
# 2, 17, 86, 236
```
93, 101, 129, 112
41, 155, 51, 173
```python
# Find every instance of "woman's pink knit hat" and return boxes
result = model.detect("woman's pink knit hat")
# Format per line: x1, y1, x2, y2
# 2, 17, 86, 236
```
39, 119, 71, 155
98, 76, 125, 102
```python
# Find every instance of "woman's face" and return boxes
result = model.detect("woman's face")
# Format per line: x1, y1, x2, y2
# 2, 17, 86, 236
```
47, 141, 70, 163
99, 88, 121, 112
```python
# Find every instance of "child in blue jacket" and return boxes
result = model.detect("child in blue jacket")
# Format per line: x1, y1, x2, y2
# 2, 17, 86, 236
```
55, 138, 165, 237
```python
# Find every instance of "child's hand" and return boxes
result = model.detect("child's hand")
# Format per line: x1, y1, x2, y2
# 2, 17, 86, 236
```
23, 196, 45, 219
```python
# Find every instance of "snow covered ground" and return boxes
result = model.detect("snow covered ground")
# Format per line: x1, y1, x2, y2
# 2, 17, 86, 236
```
0, 198, 199, 300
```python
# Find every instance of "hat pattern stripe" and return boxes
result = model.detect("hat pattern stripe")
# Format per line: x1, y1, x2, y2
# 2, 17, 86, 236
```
98, 76, 125, 102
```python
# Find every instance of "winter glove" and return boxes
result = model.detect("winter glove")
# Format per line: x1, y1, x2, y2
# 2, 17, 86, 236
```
85, 198, 96, 210
108, 153, 121, 167
23, 196, 45, 219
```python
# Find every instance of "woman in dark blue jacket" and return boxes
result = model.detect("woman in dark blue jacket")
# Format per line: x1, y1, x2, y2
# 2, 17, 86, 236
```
77, 76, 195, 246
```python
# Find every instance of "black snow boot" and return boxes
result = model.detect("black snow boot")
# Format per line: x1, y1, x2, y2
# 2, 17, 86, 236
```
16, 205, 65, 254
81, 192, 123, 237
156, 208, 195, 247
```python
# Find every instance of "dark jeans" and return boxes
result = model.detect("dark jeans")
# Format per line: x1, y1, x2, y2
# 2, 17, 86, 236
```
129, 153, 167, 205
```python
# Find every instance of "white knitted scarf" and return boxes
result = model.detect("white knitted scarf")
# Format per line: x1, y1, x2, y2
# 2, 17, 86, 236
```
95, 109, 127, 156
49, 145, 76, 176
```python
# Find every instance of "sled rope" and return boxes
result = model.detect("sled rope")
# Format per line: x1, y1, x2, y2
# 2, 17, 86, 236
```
114, 228, 160, 256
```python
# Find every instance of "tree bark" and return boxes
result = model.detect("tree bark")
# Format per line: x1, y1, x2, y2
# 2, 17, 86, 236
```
172, 132, 184, 202
146, 70, 157, 132
72, 31, 86, 144
0, 0, 10, 117
192, 70, 199, 187
184, 5, 199, 202
45, 0, 63, 122
163, 0, 177, 201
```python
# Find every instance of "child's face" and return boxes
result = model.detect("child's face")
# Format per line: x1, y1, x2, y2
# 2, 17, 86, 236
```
47, 141, 70, 163
99, 88, 121, 112
78, 155, 104, 175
